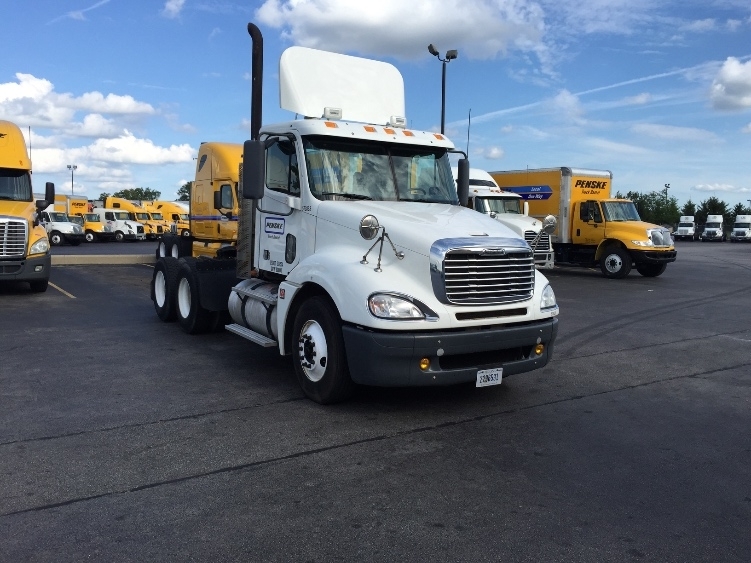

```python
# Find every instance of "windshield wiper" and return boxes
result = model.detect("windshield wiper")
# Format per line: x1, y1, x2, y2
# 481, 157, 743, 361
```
320, 192, 373, 200
401, 197, 451, 204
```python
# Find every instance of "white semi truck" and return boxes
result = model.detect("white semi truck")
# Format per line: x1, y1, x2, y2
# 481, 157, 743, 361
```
701, 215, 725, 242
151, 24, 559, 403
456, 168, 555, 269
674, 216, 698, 241
730, 215, 751, 242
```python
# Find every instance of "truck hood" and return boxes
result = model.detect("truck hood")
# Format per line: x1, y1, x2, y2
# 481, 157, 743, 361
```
316, 201, 526, 255
489, 213, 542, 237
1, 200, 35, 219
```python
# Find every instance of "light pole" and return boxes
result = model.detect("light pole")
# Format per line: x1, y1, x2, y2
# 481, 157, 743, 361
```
67, 164, 77, 196
663, 183, 670, 204
428, 44, 458, 134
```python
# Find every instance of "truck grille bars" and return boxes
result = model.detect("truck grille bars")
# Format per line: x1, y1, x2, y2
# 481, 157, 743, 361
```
649, 228, 673, 247
430, 238, 535, 305
0, 218, 27, 258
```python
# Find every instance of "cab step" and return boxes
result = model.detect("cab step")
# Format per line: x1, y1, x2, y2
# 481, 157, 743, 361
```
225, 323, 277, 348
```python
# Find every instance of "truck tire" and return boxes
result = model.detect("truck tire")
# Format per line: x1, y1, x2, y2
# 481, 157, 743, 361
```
600, 246, 631, 279
175, 258, 214, 334
85, 231, 95, 243
49, 231, 64, 246
292, 297, 354, 404
151, 257, 180, 322
29, 279, 48, 293
636, 263, 667, 277
115, 231, 125, 242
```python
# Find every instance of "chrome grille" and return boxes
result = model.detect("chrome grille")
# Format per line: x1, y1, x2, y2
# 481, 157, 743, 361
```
524, 230, 551, 251
443, 248, 535, 305
137, 226, 144, 234
0, 218, 28, 258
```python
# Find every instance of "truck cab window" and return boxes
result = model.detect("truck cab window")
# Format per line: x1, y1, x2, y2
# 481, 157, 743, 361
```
219, 184, 234, 209
266, 140, 300, 196
580, 201, 602, 223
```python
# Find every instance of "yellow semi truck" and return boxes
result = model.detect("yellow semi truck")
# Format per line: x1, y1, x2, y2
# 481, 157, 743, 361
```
0, 120, 55, 292
146, 201, 190, 237
157, 142, 241, 259
489, 167, 676, 278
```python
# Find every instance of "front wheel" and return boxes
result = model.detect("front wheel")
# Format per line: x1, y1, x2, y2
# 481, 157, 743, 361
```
114, 231, 125, 242
600, 246, 632, 279
85, 231, 95, 243
292, 297, 354, 404
49, 232, 64, 246
636, 263, 667, 277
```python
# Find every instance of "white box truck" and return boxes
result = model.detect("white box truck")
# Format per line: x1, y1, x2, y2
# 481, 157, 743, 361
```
150, 24, 559, 404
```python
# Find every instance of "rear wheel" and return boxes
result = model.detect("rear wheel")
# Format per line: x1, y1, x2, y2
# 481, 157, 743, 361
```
175, 259, 214, 334
292, 297, 354, 404
152, 257, 180, 322
600, 246, 632, 279
636, 263, 667, 277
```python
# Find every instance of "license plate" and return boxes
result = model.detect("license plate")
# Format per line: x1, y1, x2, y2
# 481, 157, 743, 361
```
476, 367, 503, 388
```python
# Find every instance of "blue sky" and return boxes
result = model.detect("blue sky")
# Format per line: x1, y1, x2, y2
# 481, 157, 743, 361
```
2, 0, 751, 208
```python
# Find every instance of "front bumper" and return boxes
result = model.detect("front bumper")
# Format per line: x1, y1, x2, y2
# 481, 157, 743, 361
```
631, 250, 677, 265
0, 253, 51, 283
342, 317, 558, 387
65, 233, 86, 244
730, 233, 751, 241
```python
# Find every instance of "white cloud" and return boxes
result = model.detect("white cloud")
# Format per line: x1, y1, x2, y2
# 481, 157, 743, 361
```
710, 57, 751, 110
537, 0, 655, 35
681, 19, 716, 33
162, 0, 186, 19
78, 130, 195, 165
726, 19, 742, 32
255, 0, 548, 63
482, 146, 505, 159
743, 122, 751, 133
631, 123, 720, 142
547, 89, 584, 122
693, 183, 751, 193
585, 137, 650, 156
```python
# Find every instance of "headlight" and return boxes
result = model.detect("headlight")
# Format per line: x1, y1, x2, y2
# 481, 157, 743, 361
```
30, 238, 50, 254
368, 293, 436, 320
631, 239, 654, 247
540, 284, 558, 312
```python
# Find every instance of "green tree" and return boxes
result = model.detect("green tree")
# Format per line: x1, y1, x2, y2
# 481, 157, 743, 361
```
695, 197, 729, 225
97, 192, 110, 202
624, 190, 679, 225
112, 187, 161, 201
177, 182, 191, 201
730, 202, 747, 226
680, 199, 697, 217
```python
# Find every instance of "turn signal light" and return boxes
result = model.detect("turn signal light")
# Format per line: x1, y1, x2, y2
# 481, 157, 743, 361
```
534, 344, 545, 355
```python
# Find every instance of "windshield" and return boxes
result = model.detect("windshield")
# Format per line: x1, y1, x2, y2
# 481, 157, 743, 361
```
706, 222, 720, 228
179, 213, 189, 221
151, 212, 164, 220
135, 213, 150, 220
303, 136, 458, 204
84, 213, 100, 222
735, 222, 750, 228
69, 215, 84, 226
601, 201, 641, 222
47, 212, 69, 222
475, 197, 523, 214
0, 167, 33, 201
678, 222, 693, 227
114, 211, 130, 220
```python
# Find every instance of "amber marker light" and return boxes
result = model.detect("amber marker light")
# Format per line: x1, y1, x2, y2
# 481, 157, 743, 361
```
535, 344, 545, 355
419, 357, 431, 371
324, 121, 338, 128
364, 126, 376, 132
384, 128, 396, 135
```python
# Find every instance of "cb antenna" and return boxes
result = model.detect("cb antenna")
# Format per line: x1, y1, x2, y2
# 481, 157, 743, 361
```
466, 108, 471, 155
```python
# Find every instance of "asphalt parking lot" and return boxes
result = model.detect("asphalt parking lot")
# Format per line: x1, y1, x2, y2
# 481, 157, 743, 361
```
1, 242, 749, 562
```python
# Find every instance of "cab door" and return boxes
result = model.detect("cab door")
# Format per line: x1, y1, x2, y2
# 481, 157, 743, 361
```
572, 200, 604, 245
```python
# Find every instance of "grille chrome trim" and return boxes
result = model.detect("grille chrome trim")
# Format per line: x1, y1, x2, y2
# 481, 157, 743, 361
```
0, 217, 28, 258
430, 237, 535, 305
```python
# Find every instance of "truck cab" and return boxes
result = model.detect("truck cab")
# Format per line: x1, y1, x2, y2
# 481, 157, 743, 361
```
674, 216, 698, 241
91, 208, 146, 241
40, 209, 85, 246
701, 215, 725, 241
730, 215, 751, 242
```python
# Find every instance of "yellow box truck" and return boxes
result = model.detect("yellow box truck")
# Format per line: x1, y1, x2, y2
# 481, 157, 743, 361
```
0, 120, 55, 292
157, 142, 241, 259
489, 167, 676, 278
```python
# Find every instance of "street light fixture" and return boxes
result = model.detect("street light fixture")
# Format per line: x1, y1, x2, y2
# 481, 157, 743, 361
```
428, 44, 458, 134
663, 183, 670, 204
67, 164, 77, 196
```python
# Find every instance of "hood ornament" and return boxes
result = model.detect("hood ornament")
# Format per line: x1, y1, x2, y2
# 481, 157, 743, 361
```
359, 214, 405, 272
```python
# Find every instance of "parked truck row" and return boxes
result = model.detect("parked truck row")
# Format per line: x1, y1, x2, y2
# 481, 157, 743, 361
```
151, 25, 560, 404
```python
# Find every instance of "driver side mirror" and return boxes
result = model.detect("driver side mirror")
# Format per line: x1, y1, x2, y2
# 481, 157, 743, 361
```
456, 159, 469, 207
242, 140, 266, 200
34, 182, 55, 226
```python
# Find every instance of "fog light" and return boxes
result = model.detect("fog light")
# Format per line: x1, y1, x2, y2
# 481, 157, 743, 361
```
419, 357, 430, 371
534, 344, 545, 355
34, 265, 44, 272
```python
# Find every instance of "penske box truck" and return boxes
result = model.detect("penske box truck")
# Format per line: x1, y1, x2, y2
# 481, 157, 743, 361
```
489, 167, 676, 278
150, 24, 559, 404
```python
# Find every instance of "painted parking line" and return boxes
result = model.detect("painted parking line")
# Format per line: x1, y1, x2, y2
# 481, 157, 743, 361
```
49, 282, 76, 299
